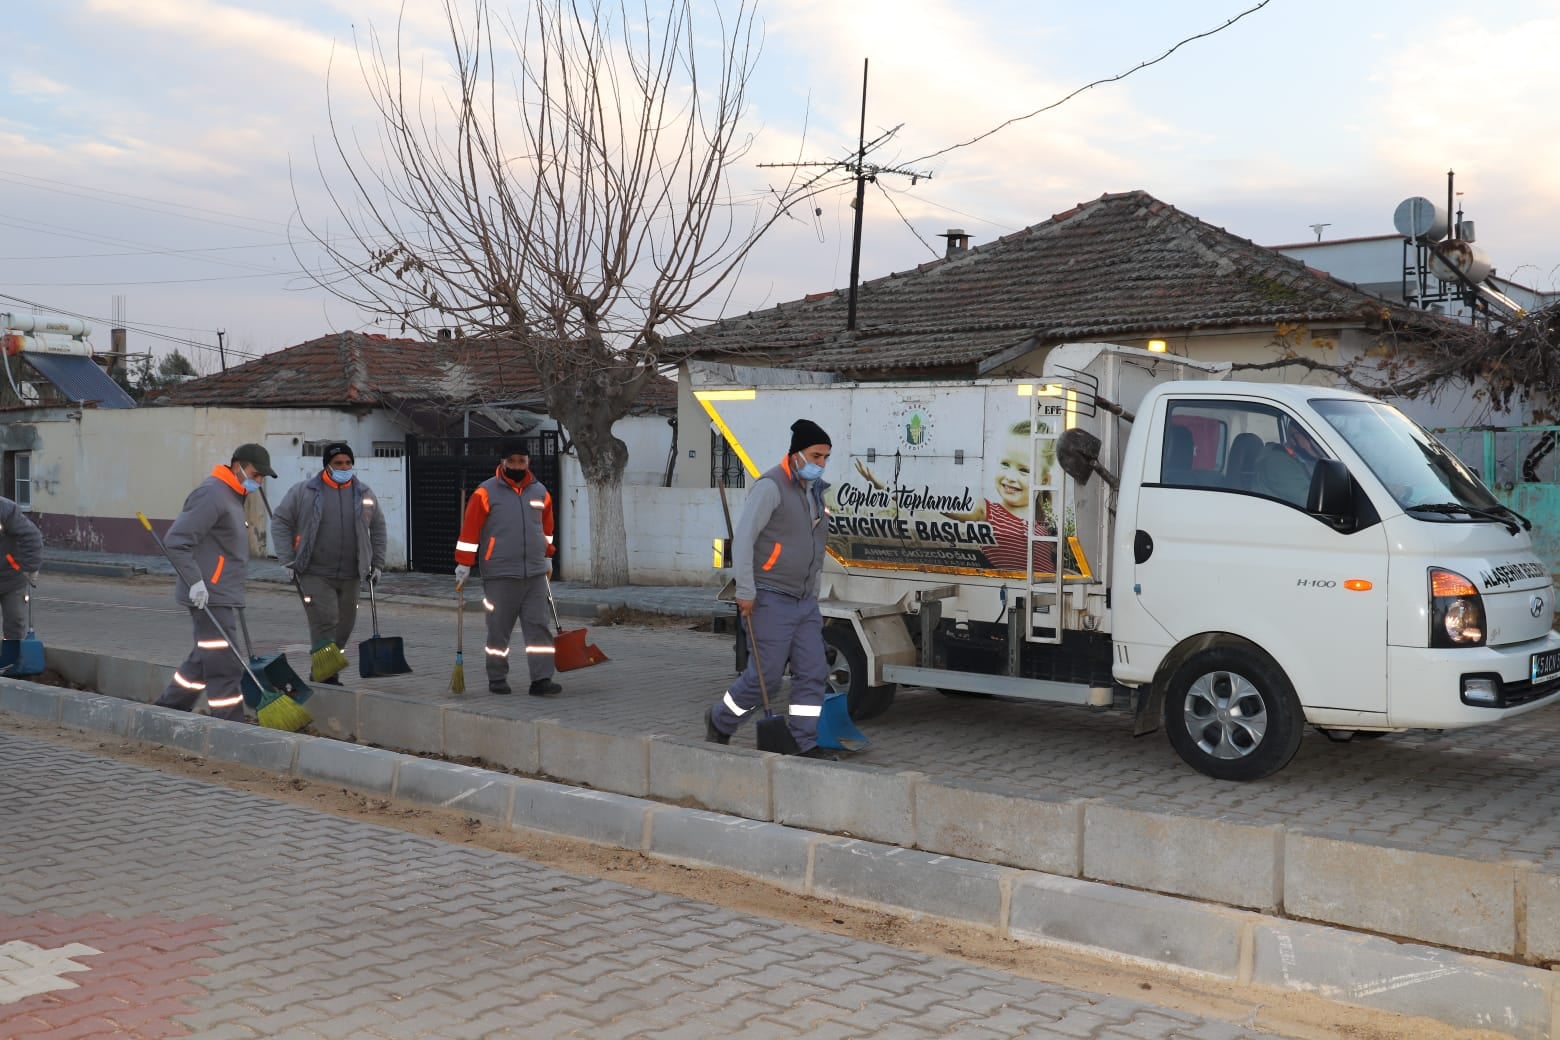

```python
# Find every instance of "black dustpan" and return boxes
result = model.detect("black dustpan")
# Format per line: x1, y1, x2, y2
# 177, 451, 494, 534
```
745, 614, 799, 755
359, 579, 411, 677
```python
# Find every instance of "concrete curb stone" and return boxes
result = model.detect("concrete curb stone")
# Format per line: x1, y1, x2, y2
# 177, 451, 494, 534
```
393, 758, 519, 822
914, 777, 1083, 876
5, 675, 1559, 1039
648, 738, 774, 821
772, 759, 919, 845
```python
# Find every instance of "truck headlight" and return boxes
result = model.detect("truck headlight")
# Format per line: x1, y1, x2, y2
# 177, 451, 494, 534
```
1430, 568, 1485, 647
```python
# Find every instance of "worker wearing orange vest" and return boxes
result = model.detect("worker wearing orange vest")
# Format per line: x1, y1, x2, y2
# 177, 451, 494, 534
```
454, 441, 560, 696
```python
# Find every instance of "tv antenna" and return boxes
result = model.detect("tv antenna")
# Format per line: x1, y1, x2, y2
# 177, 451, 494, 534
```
759, 59, 932, 331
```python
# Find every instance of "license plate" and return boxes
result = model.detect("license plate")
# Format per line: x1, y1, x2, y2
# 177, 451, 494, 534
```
1532, 649, 1560, 684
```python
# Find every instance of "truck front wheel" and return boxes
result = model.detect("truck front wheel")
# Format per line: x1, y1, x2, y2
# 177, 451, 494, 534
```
822, 624, 896, 721
1162, 645, 1303, 781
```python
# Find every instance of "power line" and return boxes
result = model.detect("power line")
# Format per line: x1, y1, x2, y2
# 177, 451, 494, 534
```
0, 291, 261, 362
906, 0, 1275, 167
2, 271, 294, 288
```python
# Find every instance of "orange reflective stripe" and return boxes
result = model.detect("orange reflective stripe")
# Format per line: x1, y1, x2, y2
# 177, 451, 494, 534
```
485, 537, 496, 561
4, 554, 16, 571
211, 555, 225, 584
761, 543, 782, 571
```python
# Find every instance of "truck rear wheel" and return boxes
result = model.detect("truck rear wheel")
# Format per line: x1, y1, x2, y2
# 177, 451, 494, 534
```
1162, 645, 1303, 781
823, 624, 896, 721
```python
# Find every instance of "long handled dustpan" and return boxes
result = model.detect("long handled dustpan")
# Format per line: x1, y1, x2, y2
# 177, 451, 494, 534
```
359, 578, 411, 677
745, 613, 799, 755
546, 575, 607, 671
816, 691, 870, 751
0, 581, 45, 677
236, 610, 312, 711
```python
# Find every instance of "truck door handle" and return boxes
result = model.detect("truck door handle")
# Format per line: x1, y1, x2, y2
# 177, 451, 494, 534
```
1134, 530, 1153, 564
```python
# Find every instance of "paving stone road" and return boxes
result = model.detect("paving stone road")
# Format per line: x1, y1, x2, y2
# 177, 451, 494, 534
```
0, 729, 1297, 1040
24, 571, 1560, 875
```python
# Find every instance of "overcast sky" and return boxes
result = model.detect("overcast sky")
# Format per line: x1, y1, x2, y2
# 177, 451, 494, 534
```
5, 0, 1558, 374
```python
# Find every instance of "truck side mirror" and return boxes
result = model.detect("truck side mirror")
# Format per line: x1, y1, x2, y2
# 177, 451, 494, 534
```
1307, 458, 1353, 518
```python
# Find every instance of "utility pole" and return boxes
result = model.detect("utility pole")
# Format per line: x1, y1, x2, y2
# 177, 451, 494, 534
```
216, 329, 227, 372
758, 58, 931, 332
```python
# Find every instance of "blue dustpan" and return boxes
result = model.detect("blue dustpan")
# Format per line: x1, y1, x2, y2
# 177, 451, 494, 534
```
2, 589, 45, 677
816, 692, 870, 751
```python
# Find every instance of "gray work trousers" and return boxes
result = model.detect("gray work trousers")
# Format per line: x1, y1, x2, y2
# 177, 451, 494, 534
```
482, 575, 554, 686
297, 574, 361, 649
709, 588, 827, 752
0, 586, 26, 640
156, 605, 246, 722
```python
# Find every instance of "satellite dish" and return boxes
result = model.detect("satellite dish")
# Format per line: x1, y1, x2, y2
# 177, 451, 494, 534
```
1393, 196, 1449, 242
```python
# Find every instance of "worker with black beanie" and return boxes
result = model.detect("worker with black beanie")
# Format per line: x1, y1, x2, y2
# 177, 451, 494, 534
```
703, 418, 839, 758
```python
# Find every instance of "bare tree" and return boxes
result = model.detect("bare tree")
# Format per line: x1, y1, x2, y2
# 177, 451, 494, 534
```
300, 0, 829, 585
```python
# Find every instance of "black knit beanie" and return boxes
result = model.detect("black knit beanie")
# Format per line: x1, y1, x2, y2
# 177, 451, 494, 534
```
499, 439, 530, 460
322, 441, 354, 464
788, 419, 831, 454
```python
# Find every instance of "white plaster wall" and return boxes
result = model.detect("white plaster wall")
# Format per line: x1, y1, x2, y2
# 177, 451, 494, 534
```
559, 479, 739, 587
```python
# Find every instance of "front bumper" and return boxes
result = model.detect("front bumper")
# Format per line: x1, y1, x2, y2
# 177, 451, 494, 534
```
1387, 632, 1560, 728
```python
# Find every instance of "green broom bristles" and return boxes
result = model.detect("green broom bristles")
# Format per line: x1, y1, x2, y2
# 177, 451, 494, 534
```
257, 691, 312, 732
449, 652, 465, 694
310, 641, 349, 682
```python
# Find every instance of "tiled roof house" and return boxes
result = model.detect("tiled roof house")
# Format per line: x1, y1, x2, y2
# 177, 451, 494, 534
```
153, 332, 676, 428
665, 189, 1444, 377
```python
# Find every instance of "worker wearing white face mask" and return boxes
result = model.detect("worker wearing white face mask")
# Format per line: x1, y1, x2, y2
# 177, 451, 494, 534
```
704, 418, 836, 758
155, 443, 275, 722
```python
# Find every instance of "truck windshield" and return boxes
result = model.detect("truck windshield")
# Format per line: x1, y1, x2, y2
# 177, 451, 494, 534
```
1313, 399, 1505, 516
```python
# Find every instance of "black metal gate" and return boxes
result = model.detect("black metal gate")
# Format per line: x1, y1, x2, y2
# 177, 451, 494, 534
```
405, 432, 563, 573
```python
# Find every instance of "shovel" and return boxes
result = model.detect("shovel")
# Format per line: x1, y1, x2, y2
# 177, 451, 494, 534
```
359, 578, 412, 677
547, 575, 608, 671
745, 612, 800, 755
0, 581, 45, 677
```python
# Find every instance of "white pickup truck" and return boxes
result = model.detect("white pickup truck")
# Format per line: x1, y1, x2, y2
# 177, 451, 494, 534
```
692, 342, 1560, 779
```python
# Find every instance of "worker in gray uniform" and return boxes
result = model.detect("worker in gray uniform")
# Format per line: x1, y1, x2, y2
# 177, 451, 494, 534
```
0, 494, 43, 646
271, 441, 387, 683
704, 419, 835, 758
156, 443, 275, 721
454, 440, 560, 696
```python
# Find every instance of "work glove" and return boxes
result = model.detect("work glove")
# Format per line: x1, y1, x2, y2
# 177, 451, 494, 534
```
545, 559, 553, 578
454, 564, 471, 589
188, 580, 209, 610
369, 567, 382, 585
282, 566, 295, 583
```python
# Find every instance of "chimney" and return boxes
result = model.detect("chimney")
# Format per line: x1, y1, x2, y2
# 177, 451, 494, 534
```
109, 327, 128, 379
938, 228, 971, 259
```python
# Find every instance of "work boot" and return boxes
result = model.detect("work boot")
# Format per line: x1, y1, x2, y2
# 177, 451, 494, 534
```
795, 746, 838, 761
488, 681, 512, 695
704, 707, 730, 745
528, 678, 562, 697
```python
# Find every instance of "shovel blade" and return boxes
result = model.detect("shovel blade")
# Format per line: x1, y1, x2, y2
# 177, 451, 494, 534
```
555, 627, 608, 671
816, 692, 870, 751
755, 713, 800, 755
241, 653, 312, 709
359, 635, 412, 677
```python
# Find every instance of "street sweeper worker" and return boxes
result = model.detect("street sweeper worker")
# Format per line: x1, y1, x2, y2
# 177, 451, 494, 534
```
270, 441, 387, 684
453, 440, 560, 697
0, 494, 43, 641
704, 419, 835, 759
155, 443, 275, 722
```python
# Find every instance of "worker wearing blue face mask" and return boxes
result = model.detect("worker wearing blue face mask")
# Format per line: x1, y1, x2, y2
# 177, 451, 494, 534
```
704, 419, 836, 758
155, 443, 275, 721
271, 441, 387, 684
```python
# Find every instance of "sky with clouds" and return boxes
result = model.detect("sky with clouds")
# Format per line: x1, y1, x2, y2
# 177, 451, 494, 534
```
4, 0, 1559, 374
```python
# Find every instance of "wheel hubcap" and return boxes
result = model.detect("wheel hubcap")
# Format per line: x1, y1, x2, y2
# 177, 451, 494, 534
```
825, 647, 852, 693
1183, 669, 1267, 760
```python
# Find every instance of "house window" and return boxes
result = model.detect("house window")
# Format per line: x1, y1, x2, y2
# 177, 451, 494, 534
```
301, 441, 330, 458
372, 442, 405, 458
710, 429, 745, 489
7, 451, 31, 510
